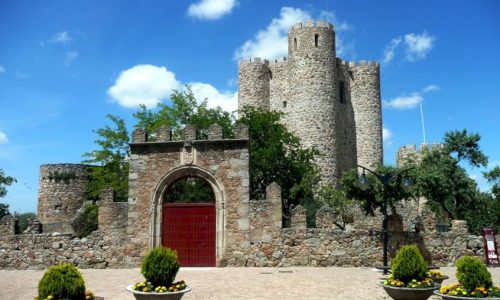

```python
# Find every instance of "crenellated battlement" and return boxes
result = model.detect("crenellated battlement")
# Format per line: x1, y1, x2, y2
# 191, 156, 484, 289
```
396, 143, 444, 167
269, 56, 288, 65
348, 60, 380, 68
238, 57, 270, 66
290, 20, 335, 31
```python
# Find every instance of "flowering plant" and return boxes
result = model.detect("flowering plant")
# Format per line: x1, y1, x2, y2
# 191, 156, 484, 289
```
439, 284, 500, 298
131, 280, 188, 293
427, 270, 445, 280
384, 274, 434, 288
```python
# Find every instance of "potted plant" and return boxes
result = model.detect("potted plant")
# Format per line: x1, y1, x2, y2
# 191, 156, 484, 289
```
377, 244, 439, 300
35, 263, 97, 300
434, 256, 500, 299
127, 247, 191, 300
427, 270, 449, 285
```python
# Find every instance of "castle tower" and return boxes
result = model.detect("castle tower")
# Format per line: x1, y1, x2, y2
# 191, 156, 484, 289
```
350, 61, 383, 169
238, 58, 271, 111
285, 21, 339, 184
37, 164, 89, 233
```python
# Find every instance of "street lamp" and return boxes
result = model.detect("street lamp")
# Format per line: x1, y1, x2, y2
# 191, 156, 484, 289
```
356, 164, 414, 274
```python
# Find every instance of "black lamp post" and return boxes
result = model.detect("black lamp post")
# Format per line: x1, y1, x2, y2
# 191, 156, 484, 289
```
356, 165, 413, 274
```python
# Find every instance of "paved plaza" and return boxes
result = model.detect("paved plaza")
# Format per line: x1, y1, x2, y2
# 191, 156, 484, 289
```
1, 266, 499, 300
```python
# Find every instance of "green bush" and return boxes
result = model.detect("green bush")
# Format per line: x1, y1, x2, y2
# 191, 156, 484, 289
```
141, 247, 180, 287
391, 244, 428, 283
456, 256, 492, 291
38, 263, 86, 300
73, 203, 98, 238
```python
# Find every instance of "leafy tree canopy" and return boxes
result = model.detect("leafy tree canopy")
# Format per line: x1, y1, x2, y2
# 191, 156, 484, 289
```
82, 114, 130, 202
340, 165, 415, 216
237, 106, 320, 222
0, 168, 16, 219
133, 87, 235, 139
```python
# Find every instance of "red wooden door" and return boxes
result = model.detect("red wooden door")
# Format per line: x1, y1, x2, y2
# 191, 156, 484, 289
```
162, 203, 216, 267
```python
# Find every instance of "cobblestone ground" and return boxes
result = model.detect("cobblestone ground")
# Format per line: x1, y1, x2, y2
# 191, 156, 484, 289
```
1, 267, 499, 300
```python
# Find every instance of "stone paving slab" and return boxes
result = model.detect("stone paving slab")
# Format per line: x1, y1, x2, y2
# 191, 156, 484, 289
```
1, 267, 499, 300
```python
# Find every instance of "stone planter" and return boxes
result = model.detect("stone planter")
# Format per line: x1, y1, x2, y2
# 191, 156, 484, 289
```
432, 276, 449, 285
377, 280, 439, 300
433, 291, 500, 300
126, 285, 191, 300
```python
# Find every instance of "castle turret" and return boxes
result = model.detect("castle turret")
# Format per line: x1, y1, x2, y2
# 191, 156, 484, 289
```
350, 61, 383, 169
238, 58, 271, 111
37, 164, 89, 233
285, 21, 339, 184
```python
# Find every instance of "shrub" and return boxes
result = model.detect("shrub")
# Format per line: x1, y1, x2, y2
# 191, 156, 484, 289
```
141, 247, 180, 287
38, 263, 86, 300
391, 244, 428, 284
73, 203, 98, 238
456, 256, 492, 291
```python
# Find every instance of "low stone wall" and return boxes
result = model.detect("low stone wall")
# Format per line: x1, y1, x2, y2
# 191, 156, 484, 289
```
0, 230, 133, 270
226, 223, 493, 267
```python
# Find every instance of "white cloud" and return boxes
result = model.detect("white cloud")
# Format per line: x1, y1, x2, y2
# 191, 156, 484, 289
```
234, 7, 353, 60
383, 93, 423, 110
383, 127, 393, 146
0, 131, 8, 144
422, 84, 440, 93
404, 32, 435, 61
65, 51, 79, 65
49, 31, 72, 44
108, 65, 182, 108
0, 65, 5, 74
234, 7, 311, 60
382, 37, 402, 63
189, 82, 238, 113
382, 31, 435, 63
188, 0, 238, 20
384, 85, 440, 110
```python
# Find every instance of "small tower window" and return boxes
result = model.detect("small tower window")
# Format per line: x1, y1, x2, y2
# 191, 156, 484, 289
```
269, 70, 273, 80
283, 101, 287, 108
315, 34, 319, 47
339, 81, 346, 104
294, 38, 297, 50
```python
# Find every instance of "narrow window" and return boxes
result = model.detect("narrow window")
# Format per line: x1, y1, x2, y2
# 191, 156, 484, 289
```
269, 70, 273, 80
283, 101, 287, 108
294, 38, 297, 50
339, 81, 345, 103
315, 34, 319, 47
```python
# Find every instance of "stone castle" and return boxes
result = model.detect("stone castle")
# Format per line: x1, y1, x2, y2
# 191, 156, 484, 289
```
238, 20, 382, 184
0, 21, 493, 270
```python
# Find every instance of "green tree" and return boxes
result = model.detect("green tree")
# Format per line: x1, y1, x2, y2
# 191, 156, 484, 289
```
340, 165, 415, 216
13, 212, 37, 233
316, 185, 354, 229
484, 166, 500, 231
0, 168, 16, 219
82, 114, 130, 202
134, 86, 235, 139
237, 106, 320, 223
413, 130, 487, 220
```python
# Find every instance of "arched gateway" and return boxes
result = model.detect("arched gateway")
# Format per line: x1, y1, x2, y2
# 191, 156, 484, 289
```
126, 125, 250, 267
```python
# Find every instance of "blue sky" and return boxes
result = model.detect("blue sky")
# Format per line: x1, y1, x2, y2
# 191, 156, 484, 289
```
1, 0, 499, 213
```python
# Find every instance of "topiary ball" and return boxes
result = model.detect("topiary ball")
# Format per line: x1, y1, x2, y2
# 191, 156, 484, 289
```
391, 244, 428, 284
456, 256, 492, 292
38, 263, 86, 300
141, 247, 180, 287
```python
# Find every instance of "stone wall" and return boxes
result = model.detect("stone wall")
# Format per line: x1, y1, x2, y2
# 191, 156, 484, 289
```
0, 231, 128, 270
37, 164, 89, 233
227, 202, 497, 267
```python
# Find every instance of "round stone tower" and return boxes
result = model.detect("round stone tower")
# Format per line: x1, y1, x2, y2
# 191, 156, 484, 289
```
37, 164, 89, 233
238, 58, 271, 111
350, 61, 383, 169
285, 21, 339, 184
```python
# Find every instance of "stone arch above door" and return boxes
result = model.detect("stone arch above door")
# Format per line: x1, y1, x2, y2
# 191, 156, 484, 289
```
150, 166, 226, 262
